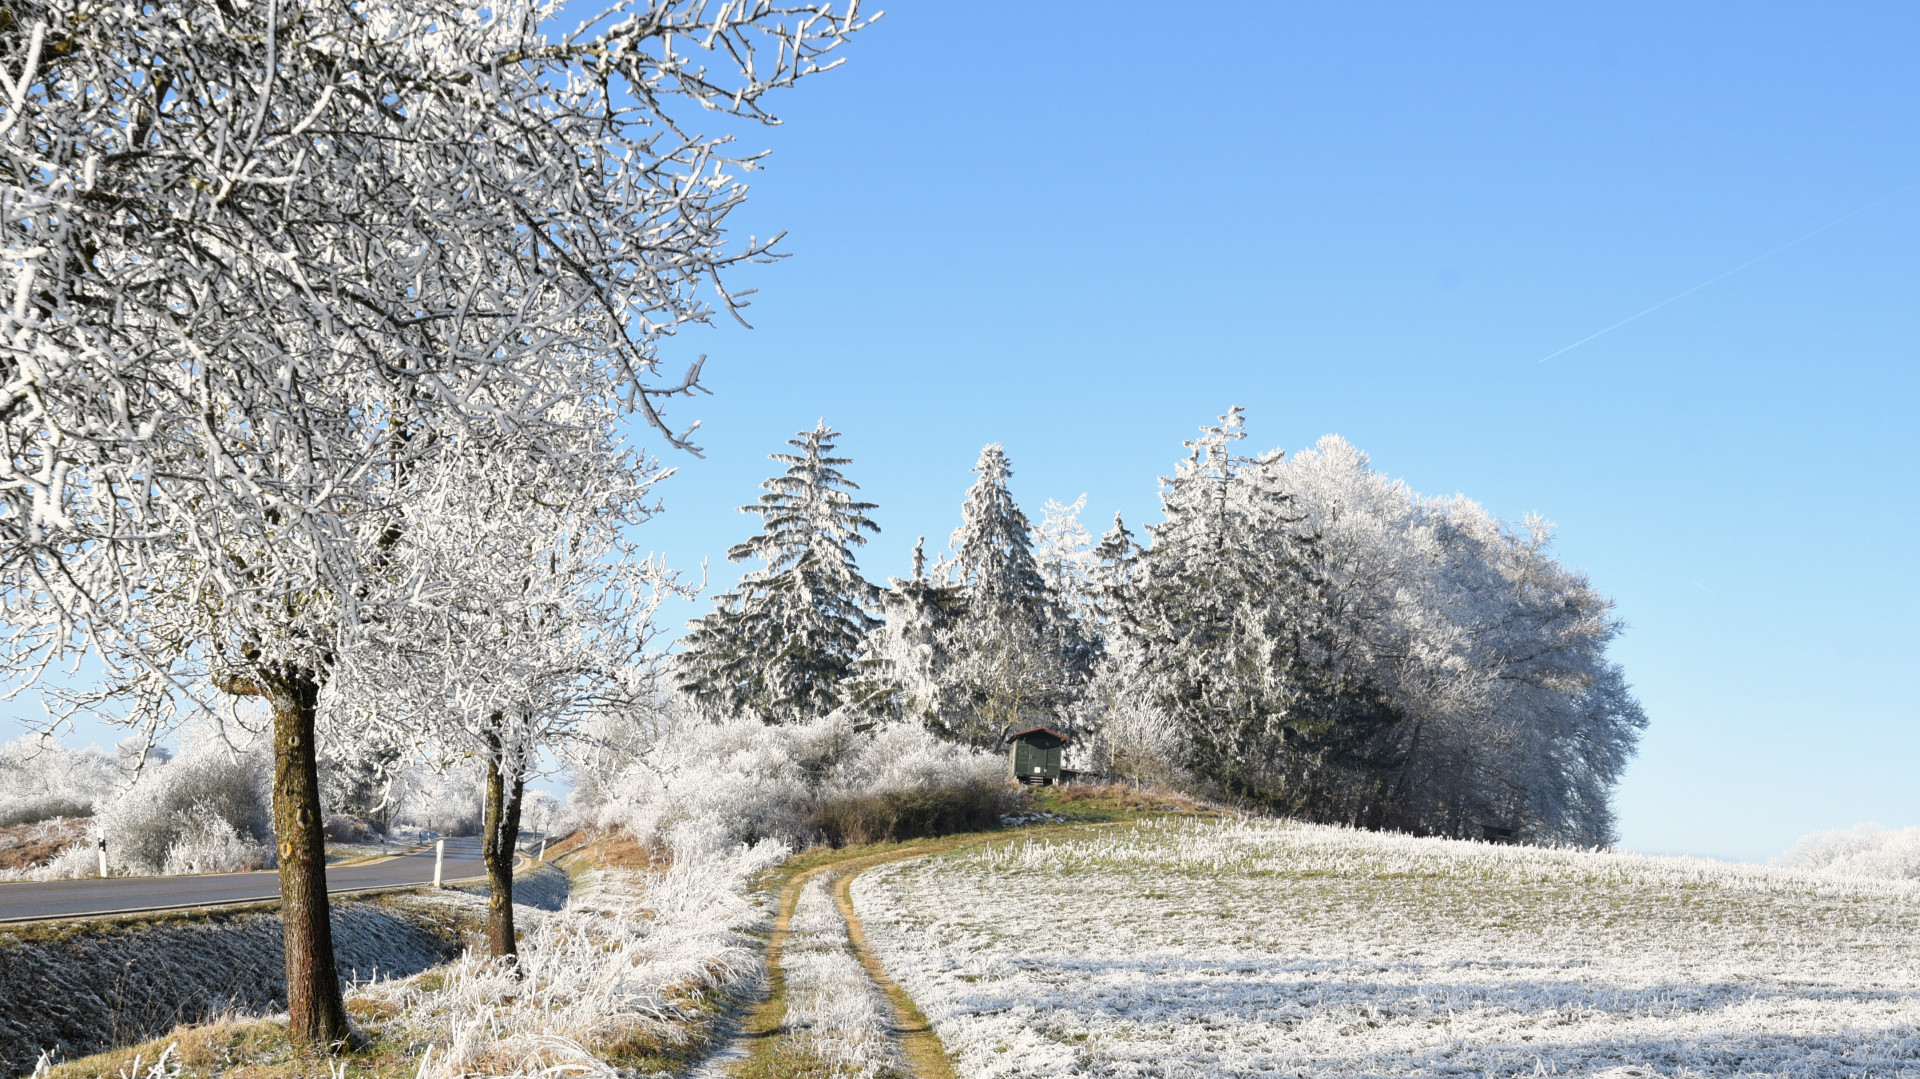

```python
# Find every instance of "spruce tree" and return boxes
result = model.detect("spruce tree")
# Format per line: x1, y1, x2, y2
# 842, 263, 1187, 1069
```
931, 444, 1093, 745
952, 445, 1054, 611
1120, 409, 1401, 810
849, 537, 967, 724
1087, 512, 1144, 632
678, 422, 881, 722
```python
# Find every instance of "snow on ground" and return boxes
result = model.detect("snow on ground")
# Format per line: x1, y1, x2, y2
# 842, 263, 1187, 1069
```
852, 817, 1920, 1078
781, 874, 906, 1078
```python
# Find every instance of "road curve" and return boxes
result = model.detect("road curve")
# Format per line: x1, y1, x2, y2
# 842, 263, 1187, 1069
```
0, 837, 492, 924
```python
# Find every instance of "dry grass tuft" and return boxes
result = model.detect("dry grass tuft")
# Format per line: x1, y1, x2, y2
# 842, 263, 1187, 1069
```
1041, 781, 1213, 815
0, 817, 89, 872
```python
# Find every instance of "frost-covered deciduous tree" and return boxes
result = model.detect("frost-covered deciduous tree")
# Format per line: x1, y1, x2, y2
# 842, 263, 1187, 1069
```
1, 0, 868, 1044
1281, 436, 1645, 843
337, 425, 680, 959
679, 422, 881, 723
0, 735, 117, 826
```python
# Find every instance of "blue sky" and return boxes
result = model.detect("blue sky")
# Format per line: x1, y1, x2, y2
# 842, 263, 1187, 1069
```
9, 2, 1916, 863
623, 1, 1920, 863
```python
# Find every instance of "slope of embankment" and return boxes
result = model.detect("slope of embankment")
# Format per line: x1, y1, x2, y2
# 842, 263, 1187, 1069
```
0, 864, 569, 1077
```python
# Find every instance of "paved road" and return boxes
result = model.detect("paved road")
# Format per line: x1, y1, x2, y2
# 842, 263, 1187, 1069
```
0, 837, 492, 924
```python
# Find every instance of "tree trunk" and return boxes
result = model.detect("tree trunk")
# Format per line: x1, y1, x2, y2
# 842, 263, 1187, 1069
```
270, 667, 353, 1047
481, 720, 526, 961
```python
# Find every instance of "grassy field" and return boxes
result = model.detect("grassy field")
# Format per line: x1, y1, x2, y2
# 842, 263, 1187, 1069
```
853, 816, 1920, 1078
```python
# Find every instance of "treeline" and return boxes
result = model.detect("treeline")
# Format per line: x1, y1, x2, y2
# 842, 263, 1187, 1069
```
677, 411, 1646, 846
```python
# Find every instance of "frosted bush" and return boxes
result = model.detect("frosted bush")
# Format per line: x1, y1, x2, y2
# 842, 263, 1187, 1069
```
581, 706, 1006, 849
94, 750, 273, 874
1782, 823, 1920, 881
0, 736, 119, 826
160, 806, 272, 875
1078, 691, 1187, 788
823, 721, 1005, 798
38, 839, 104, 880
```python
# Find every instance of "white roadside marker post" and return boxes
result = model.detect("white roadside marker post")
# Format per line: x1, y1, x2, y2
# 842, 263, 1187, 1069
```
537, 832, 548, 861
97, 839, 108, 878
433, 839, 445, 888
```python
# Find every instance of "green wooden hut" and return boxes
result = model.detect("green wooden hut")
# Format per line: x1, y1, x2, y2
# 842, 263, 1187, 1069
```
1007, 726, 1070, 785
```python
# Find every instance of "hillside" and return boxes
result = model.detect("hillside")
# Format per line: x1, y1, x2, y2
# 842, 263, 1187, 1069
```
853, 818, 1920, 1078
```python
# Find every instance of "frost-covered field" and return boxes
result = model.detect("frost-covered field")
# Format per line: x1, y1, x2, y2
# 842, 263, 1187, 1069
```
853, 818, 1920, 1078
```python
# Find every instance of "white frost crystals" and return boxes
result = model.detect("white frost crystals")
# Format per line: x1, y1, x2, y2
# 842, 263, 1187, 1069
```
781, 875, 906, 1079
853, 818, 1920, 1078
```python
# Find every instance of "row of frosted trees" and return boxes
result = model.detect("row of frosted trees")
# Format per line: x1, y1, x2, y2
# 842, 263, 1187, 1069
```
0, 0, 869, 1049
677, 413, 1647, 847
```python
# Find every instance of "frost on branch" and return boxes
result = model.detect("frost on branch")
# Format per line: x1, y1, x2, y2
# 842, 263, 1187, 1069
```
1, 0, 871, 715
0, 0, 868, 1043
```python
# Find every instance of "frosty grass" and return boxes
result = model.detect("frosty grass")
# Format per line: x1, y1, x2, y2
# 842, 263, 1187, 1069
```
781, 874, 907, 1078
852, 818, 1920, 1078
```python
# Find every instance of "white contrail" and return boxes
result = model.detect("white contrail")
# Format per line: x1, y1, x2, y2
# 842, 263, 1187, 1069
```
1537, 182, 1918, 364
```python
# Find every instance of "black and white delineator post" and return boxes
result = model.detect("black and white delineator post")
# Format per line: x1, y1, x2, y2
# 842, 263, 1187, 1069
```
97, 838, 109, 878
433, 839, 445, 888
537, 832, 548, 861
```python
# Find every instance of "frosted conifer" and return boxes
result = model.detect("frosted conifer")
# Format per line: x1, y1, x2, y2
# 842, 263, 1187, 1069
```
1120, 409, 1389, 807
1034, 495, 1098, 622
679, 423, 880, 722
915, 445, 1093, 745
849, 537, 966, 725
1087, 512, 1144, 631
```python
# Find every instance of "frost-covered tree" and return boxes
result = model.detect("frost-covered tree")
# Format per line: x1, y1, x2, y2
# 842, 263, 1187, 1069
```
1111, 410, 1396, 809
1274, 435, 1645, 843
951, 446, 1054, 614
0, 0, 868, 1045
1092, 411, 1645, 844
679, 422, 881, 723
851, 537, 967, 726
910, 446, 1092, 746
1034, 495, 1098, 623
337, 427, 678, 959
0, 736, 118, 826
1086, 513, 1145, 638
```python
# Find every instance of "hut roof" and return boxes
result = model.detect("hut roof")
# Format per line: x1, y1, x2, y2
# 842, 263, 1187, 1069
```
1006, 726, 1072, 744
